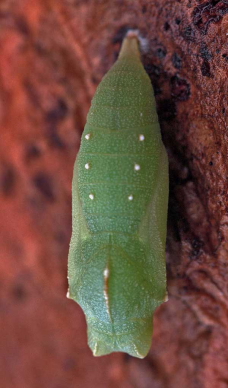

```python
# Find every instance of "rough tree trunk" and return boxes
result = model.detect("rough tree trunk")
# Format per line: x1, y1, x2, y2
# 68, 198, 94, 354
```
0, 0, 227, 387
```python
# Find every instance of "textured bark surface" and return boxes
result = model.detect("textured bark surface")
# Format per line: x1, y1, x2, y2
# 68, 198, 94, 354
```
0, 0, 228, 387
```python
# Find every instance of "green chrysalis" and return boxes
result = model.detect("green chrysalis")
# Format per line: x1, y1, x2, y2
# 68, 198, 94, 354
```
68, 31, 169, 359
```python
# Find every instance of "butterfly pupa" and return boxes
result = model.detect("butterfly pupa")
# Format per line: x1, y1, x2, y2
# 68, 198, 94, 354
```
68, 31, 169, 359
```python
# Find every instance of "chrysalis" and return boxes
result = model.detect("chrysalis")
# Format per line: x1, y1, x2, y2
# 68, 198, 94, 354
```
68, 31, 169, 359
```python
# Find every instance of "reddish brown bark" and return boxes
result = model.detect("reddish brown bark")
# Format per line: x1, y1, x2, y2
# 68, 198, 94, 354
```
0, 0, 228, 387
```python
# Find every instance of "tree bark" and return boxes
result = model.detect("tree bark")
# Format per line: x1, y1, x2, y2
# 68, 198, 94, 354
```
0, 0, 228, 387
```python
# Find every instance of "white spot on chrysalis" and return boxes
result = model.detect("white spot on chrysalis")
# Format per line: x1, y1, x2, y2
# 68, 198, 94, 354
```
85, 163, 90, 169
103, 267, 111, 318
66, 290, 70, 298
134, 164, 141, 171
104, 291, 109, 303
164, 293, 169, 302
89, 193, 94, 200
104, 268, 109, 278
139, 134, 145, 141
85, 133, 91, 140
128, 195, 134, 201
